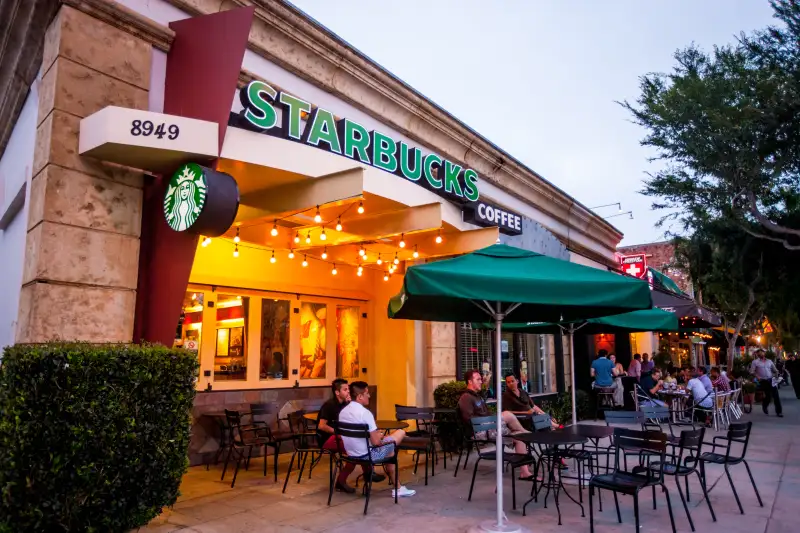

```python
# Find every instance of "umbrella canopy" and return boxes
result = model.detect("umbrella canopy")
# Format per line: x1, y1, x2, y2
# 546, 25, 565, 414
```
651, 289, 722, 328
389, 244, 653, 322
647, 267, 685, 296
475, 307, 679, 335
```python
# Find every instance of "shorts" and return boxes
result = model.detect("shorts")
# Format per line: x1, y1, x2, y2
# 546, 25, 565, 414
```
354, 437, 395, 462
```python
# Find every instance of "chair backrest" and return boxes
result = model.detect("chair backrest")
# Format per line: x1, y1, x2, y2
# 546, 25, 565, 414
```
612, 427, 667, 482
604, 410, 645, 427
395, 405, 434, 422
724, 421, 753, 460
675, 427, 705, 468
334, 421, 372, 457
470, 415, 497, 438
532, 413, 552, 431
224, 409, 247, 445
250, 402, 278, 422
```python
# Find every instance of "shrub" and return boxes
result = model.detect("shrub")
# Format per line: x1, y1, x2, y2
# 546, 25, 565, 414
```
538, 389, 590, 424
0, 343, 199, 533
433, 379, 467, 409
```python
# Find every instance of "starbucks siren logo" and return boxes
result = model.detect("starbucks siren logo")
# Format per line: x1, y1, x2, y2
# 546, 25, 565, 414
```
164, 163, 207, 231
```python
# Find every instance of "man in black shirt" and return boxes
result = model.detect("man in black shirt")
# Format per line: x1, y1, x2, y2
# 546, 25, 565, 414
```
502, 374, 559, 430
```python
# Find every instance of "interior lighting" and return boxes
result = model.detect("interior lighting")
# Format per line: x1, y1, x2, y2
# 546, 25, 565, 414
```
294, 232, 300, 244
305, 232, 311, 244
201, 236, 211, 247
270, 250, 276, 264
233, 244, 239, 258
399, 234, 406, 248
357, 200, 364, 214
234, 228, 240, 243
321, 247, 328, 260
320, 228, 327, 241
435, 229, 443, 244
331, 264, 338, 275
288, 249, 295, 259
314, 205, 322, 223
336, 217, 343, 232
302, 255, 308, 267
191, 293, 197, 300
270, 221, 278, 237
413, 245, 419, 259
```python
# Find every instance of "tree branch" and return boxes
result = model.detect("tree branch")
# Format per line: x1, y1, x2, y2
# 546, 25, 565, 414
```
746, 190, 800, 240
738, 223, 800, 250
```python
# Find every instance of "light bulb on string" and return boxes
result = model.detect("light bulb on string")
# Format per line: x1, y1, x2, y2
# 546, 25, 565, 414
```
270, 250, 276, 264
336, 217, 343, 232
384, 273, 389, 281
314, 205, 322, 223
399, 234, 406, 248
305, 232, 311, 244
234, 228, 240, 243
357, 200, 364, 214
201, 236, 211, 247
435, 229, 443, 244
294, 232, 300, 244
376, 254, 382, 265
357, 265, 363, 274
233, 244, 239, 258
321, 247, 328, 260
393, 253, 400, 265
362, 252, 368, 261
320, 228, 327, 241
413, 245, 419, 259
288, 249, 295, 259
359, 246, 365, 257
331, 264, 338, 275
270, 220, 278, 237
302, 255, 308, 267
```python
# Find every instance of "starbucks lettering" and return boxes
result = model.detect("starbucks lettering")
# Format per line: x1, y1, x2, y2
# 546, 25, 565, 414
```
163, 163, 240, 237
235, 80, 480, 204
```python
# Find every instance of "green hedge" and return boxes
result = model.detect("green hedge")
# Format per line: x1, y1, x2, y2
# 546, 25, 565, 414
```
0, 343, 199, 533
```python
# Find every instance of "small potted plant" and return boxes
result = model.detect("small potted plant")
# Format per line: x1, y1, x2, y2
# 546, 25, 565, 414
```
742, 380, 756, 413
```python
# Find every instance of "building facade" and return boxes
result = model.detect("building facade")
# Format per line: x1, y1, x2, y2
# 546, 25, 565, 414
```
0, 0, 624, 464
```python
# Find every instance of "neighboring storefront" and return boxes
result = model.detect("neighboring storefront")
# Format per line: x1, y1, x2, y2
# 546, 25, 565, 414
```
0, 1, 624, 464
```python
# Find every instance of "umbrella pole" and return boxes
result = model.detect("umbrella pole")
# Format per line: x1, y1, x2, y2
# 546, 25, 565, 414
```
569, 326, 577, 425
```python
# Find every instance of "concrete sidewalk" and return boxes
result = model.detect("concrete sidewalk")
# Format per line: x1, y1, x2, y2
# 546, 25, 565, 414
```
142, 387, 800, 533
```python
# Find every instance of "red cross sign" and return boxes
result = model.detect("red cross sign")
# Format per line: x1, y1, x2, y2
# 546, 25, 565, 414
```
619, 254, 647, 279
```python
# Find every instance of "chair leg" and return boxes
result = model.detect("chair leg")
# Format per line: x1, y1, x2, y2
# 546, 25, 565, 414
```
327, 455, 338, 506
695, 470, 716, 521
413, 452, 420, 474
231, 449, 243, 489
463, 446, 472, 470
282, 451, 297, 493
725, 464, 744, 514
663, 484, 677, 533
675, 476, 695, 532
743, 460, 764, 507
454, 447, 463, 477
395, 457, 400, 504
613, 491, 622, 523
468, 458, 481, 501
245, 445, 253, 471
633, 492, 640, 531
273, 445, 280, 482
511, 466, 517, 511
685, 473, 690, 502
221, 445, 233, 481
297, 451, 308, 483
589, 486, 595, 533
363, 472, 372, 515
653, 484, 657, 509
424, 449, 429, 486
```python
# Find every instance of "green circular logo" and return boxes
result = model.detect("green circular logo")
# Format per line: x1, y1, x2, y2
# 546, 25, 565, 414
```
164, 163, 208, 232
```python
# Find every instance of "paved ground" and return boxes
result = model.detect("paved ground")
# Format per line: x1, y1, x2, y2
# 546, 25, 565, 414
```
140, 388, 800, 533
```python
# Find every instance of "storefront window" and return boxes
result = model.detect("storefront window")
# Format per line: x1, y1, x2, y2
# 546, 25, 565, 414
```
175, 291, 203, 353
300, 302, 327, 379
336, 306, 359, 378
214, 294, 249, 381
260, 299, 290, 380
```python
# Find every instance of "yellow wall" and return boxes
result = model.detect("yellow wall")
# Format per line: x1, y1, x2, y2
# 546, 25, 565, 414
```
188, 238, 415, 419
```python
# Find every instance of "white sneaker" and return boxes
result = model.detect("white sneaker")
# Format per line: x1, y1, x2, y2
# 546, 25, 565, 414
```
392, 485, 416, 497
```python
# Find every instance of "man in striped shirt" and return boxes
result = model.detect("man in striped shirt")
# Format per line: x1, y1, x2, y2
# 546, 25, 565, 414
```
710, 367, 730, 392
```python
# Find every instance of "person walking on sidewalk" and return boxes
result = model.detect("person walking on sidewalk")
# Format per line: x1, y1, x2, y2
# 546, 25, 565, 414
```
750, 349, 783, 418
786, 354, 800, 399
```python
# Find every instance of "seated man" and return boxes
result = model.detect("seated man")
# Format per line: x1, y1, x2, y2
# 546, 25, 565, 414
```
638, 368, 667, 407
502, 374, 559, 430
458, 370, 535, 480
338, 381, 416, 498
710, 367, 730, 392
697, 366, 714, 394
687, 368, 714, 425
591, 349, 621, 405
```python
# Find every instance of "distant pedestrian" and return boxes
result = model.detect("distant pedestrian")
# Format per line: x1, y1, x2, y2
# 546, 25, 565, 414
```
641, 353, 654, 374
628, 354, 642, 381
750, 349, 783, 418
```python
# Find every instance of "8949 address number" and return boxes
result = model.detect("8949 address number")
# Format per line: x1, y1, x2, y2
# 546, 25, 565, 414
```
130, 120, 180, 140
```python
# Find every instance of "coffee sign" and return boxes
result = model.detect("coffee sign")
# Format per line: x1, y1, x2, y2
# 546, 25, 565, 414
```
234, 80, 480, 204
462, 200, 523, 235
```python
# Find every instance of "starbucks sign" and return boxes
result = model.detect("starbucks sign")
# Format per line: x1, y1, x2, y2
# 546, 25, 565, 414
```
163, 163, 240, 237
164, 163, 207, 231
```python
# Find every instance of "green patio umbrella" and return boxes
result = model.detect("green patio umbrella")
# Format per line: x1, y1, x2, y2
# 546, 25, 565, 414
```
478, 307, 679, 335
388, 244, 652, 533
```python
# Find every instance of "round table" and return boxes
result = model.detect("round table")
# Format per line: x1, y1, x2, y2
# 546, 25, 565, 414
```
302, 411, 319, 421
658, 390, 689, 422
376, 420, 409, 432
512, 430, 588, 524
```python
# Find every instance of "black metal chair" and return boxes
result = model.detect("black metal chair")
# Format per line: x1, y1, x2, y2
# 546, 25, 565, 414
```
633, 427, 716, 531
282, 410, 329, 493
698, 421, 763, 514
395, 405, 437, 485
221, 409, 271, 488
466, 416, 536, 511
595, 385, 617, 419
589, 428, 676, 533
250, 402, 295, 482
329, 421, 399, 515
603, 410, 646, 472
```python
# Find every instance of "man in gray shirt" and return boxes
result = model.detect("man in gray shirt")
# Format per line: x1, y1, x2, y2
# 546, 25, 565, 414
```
750, 349, 783, 417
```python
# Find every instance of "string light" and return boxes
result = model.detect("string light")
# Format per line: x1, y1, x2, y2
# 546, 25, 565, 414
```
336, 217, 343, 232
233, 244, 239, 258
357, 265, 363, 277
384, 273, 389, 281
394, 253, 400, 265
270, 220, 278, 237
399, 234, 406, 248
321, 247, 328, 260
357, 200, 364, 214
302, 255, 308, 267
320, 228, 327, 241
305, 232, 311, 244
234, 228, 240, 243
201, 236, 211, 247
435, 229, 443, 244
331, 264, 338, 275
377, 254, 382, 265
294, 232, 300, 244
362, 252, 368, 261
288, 249, 295, 259
413, 245, 419, 259
270, 250, 276, 264
359, 246, 365, 257
314, 205, 322, 223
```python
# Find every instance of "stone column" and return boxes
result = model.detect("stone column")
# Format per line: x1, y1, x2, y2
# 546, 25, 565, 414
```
424, 322, 457, 403
16, 6, 150, 343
